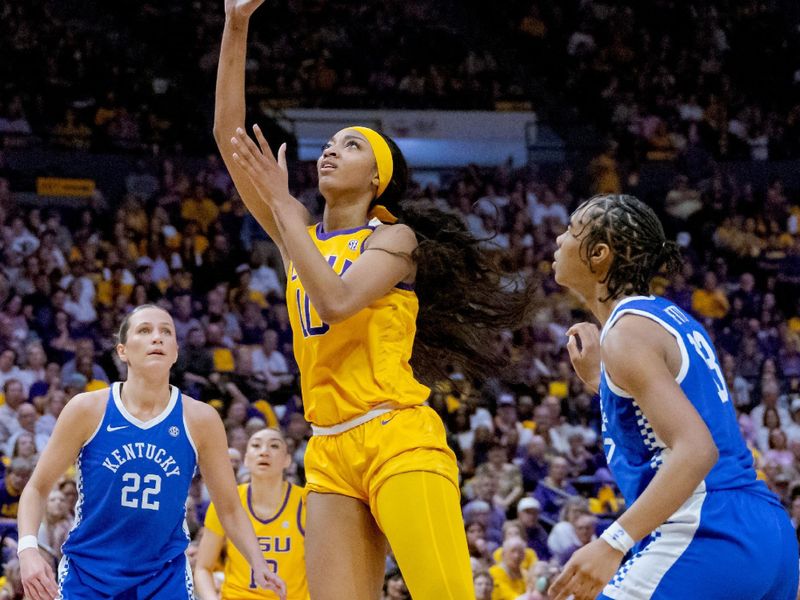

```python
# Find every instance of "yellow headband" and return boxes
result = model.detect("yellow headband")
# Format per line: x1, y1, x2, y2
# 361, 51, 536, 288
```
349, 126, 398, 223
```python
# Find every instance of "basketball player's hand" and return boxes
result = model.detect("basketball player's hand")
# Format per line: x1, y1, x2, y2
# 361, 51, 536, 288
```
224, 0, 265, 20
549, 538, 623, 600
20, 548, 59, 600
231, 125, 300, 215
566, 322, 601, 393
252, 560, 287, 600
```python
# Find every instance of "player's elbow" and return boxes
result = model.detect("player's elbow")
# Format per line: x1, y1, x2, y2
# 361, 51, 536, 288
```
674, 429, 718, 477
313, 289, 356, 324
212, 124, 228, 147
315, 303, 349, 324
692, 436, 719, 476
212, 117, 238, 146
702, 440, 720, 471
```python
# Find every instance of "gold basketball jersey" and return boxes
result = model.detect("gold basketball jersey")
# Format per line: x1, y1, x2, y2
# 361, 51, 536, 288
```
286, 222, 430, 426
204, 482, 308, 600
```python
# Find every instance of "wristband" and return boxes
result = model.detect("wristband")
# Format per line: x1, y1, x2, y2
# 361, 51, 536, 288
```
16, 535, 39, 555
600, 521, 635, 554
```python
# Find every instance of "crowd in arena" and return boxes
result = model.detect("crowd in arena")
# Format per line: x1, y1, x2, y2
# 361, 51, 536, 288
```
2, 0, 800, 165
0, 137, 799, 596
1, 0, 800, 598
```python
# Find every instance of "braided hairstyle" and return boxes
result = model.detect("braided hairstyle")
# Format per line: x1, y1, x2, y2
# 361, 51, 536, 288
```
573, 194, 682, 301
371, 133, 537, 384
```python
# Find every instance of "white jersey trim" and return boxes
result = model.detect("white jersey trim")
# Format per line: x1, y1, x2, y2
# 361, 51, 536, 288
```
56, 554, 70, 600
183, 553, 195, 598
600, 298, 690, 397
182, 411, 198, 462
602, 365, 634, 399
112, 381, 179, 429
82, 403, 107, 448
602, 483, 706, 599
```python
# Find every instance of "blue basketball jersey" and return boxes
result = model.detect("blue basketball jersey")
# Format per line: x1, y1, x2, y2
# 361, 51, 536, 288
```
595, 295, 797, 599
598, 295, 765, 506
60, 382, 197, 595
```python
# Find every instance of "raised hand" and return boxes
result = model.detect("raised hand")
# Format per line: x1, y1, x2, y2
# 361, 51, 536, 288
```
566, 322, 601, 393
224, 0, 265, 20
230, 124, 293, 209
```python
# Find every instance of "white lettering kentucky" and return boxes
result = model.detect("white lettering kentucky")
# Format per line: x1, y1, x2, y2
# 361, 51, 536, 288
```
102, 442, 182, 477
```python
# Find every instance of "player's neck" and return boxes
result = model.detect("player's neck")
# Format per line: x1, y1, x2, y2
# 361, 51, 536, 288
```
249, 478, 288, 513
587, 289, 626, 326
322, 199, 369, 232
119, 376, 171, 414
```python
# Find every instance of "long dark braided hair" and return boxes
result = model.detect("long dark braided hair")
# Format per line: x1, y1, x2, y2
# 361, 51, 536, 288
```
573, 194, 683, 301
369, 133, 537, 384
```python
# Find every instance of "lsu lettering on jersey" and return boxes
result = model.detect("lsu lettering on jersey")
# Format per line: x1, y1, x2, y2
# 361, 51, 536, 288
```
204, 482, 308, 600
287, 222, 429, 426
60, 383, 196, 595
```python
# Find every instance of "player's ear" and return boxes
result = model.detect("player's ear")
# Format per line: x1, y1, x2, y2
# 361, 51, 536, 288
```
116, 343, 128, 364
590, 242, 611, 271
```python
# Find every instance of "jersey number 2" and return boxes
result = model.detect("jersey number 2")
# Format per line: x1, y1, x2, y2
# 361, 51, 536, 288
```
120, 473, 161, 510
687, 331, 729, 403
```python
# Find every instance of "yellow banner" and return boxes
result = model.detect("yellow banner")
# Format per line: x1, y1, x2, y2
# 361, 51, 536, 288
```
36, 177, 96, 197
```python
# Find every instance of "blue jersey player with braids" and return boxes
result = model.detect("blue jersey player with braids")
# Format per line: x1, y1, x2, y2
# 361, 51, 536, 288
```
550, 194, 798, 600
17, 305, 285, 600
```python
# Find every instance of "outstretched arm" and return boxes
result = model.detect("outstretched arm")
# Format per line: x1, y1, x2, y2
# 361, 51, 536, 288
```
214, 0, 307, 268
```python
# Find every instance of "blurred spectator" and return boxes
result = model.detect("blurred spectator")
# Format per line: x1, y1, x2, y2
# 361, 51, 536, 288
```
17, 342, 46, 399
533, 457, 579, 528
34, 389, 67, 438
516, 497, 550, 561
60, 339, 108, 384
691, 271, 730, 320
0, 458, 33, 527
519, 435, 550, 492
382, 568, 410, 600
464, 488, 504, 549
489, 536, 528, 600
546, 498, 594, 566
172, 326, 215, 400
5, 403, 48, 456
751, 380, 791, 429
37, 488, 72, 568
474, 570, 494, 600
251, 329, 294, 398
475, 443, 524, 513
494, 394, 535, 451
518, 560, 562, 600
0, 557, 24, 600
0, 353, 22, 394
466, 520, 495, 569
0, 380, 26, 444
